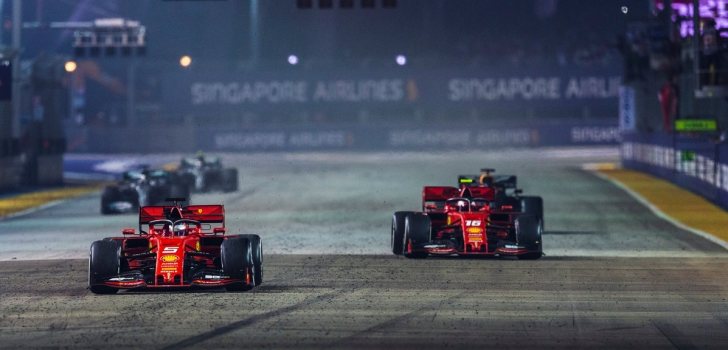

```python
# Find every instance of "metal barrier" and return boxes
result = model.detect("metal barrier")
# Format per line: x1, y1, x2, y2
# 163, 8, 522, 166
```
621, 132, 728, 209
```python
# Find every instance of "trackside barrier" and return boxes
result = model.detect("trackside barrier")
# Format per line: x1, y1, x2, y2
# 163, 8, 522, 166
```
68, 121, 620, 153
621, 132, 728, 210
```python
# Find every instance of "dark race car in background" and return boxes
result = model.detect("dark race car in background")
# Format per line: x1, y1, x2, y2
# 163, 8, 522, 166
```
100, 168, 190, 215
391, 168, 544, 259
457, 168, 543, 229
176, 155, 238, 193
89, 199, 263, 294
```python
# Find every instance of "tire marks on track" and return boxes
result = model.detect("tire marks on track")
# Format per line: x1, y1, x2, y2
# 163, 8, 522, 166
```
323, 290, 469, 349
160, 291, 341, 350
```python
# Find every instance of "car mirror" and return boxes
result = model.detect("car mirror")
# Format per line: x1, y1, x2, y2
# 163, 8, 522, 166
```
122, 228, 136, 235
213, 227, 226, 235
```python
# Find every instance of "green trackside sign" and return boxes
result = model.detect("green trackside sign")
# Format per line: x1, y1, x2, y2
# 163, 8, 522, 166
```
674, 119, 718, 132
680, 150, 695, 162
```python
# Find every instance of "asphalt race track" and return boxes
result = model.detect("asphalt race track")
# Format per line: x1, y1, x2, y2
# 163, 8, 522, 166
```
2, 148, 728, 348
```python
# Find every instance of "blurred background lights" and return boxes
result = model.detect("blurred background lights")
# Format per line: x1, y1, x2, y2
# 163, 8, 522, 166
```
396, 54, 406, 66
288, 54, 299, 65
64, 60, 77, 73
179, 55, 192, 68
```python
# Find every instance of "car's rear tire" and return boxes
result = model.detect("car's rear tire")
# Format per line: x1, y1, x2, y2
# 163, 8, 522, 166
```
403, 213, 430, 259
515, 215, 543, 260
88, 240, 120, 294
221, 237, 255, 291
222, 168, 239, 192
240, 234, 263, 285
391, 211, 414, 255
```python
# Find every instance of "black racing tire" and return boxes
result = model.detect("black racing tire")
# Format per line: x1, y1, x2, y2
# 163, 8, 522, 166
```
199, 170, 212, 192
239, 234, 263, 286
520, 196, 544, 229
391, 211, 414, 255
222, 168, 239, 193
221, 237, 255, 291
100, 187, 119, 215
88, 240, 121, 294
403, 213, 431, 259
494, 195, 520, 212
515, 215, 543, 260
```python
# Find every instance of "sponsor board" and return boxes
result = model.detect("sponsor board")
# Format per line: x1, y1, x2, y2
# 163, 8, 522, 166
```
162, 67, 620, 119
213, 131, 352, 150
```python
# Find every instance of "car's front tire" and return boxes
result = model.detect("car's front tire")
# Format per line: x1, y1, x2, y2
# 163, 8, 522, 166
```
88, 240, 121, 294
221, 237, 255, 291
520, 196, 544, 230
239, 234, 263, 286
403, 213, 430, 259
391, 211, 414, 255
515, 215, 543, 260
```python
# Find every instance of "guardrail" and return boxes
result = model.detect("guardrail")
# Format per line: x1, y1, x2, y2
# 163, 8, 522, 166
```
621, 132, 728, 210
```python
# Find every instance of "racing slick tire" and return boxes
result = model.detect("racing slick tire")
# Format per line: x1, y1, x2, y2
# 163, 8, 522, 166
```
403, 213, 431, 259
494, 195, 520, 212
515, 215, 543, 260
88, 240, 121, 294
222, 168, 239, 193
391, 211, 414, 255
221, 237, 255, 291
239, 234, 263, 286
520, 196, 544, 229
100, 186, 122, 215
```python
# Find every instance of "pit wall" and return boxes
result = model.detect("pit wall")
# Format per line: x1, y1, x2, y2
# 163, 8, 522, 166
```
621, 132, 728, 210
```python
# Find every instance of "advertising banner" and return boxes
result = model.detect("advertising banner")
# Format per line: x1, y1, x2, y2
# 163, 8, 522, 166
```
162, 66, 620, 118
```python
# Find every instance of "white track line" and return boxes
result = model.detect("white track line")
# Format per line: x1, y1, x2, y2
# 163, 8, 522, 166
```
590, 170, 728, 251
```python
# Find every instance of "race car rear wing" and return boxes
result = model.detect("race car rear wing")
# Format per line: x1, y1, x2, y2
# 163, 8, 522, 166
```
422, 186, 460, 212
464, 186, 494, 199
139, 205, 225, 227
423, 186, 460, 202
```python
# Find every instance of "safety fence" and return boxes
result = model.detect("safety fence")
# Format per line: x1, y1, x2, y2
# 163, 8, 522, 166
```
621, 132, 728, 210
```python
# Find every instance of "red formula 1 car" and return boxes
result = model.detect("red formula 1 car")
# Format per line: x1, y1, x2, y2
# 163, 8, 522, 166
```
391, 169, 543, 259
88, 199, 262, 294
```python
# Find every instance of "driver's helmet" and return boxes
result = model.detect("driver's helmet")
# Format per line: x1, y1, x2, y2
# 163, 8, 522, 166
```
446, 199, 470, 213
196, 151, 206, 162
479, 173, 493, 186
173, 222, 189, 236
